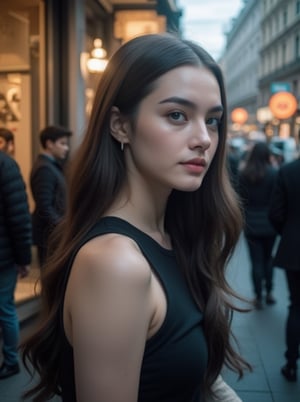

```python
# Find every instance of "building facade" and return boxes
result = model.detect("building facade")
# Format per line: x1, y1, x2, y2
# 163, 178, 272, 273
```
222, 0, 262, 127
222, 0, 300, 138
259, 0, 300, 137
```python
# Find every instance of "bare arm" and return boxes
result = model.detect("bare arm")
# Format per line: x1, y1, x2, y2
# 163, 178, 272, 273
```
64, 234, 153, 402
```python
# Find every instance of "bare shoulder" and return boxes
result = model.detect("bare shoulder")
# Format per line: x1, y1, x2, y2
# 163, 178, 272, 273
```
69, 233, 152, 289
64, 233, 154, 346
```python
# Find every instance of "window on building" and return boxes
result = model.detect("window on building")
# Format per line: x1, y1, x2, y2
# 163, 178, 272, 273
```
272, 50, 276, 72
267, 52, 271, 73
283, 8, 288, 27
296, 35, 300, 59
275, 14, 279, 34
282, 42, 286, 64
293, 80, 298, 97
270, 19, 273, 37
297, 0, 300, 15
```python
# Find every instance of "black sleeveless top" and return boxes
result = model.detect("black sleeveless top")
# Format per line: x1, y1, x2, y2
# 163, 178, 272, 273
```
59, 217, 208, 402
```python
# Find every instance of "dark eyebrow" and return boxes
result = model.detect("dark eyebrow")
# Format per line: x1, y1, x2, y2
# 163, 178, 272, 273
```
159, 96, 197, 109
158, 96, 224, 114
208, 105, 224, 114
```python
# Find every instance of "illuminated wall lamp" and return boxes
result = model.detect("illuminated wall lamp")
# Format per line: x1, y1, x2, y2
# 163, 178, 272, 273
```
86, 38, 108, 73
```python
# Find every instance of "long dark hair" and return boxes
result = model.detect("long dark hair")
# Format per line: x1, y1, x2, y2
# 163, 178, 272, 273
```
241, 142, 272, 183
22, 33, 250, 401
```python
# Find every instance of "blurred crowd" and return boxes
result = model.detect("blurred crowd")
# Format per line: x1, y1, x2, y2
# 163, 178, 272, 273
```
227, 132, 300, 383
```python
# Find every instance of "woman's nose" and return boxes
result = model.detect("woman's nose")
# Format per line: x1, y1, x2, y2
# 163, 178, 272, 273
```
189, 120, 211, 150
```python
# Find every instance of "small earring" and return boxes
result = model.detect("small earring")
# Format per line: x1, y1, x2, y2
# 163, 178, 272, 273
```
121, 142, 124, 151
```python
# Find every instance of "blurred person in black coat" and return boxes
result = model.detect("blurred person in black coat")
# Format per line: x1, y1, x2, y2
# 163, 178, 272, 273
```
30, 126, 72, 267
238, 142, 277, 309
0, 150, 31, 379
269, 157, 300, 382
226, 142, 240, 191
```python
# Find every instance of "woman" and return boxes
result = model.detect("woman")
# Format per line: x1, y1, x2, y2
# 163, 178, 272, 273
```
22, 33, 250, 402
238, 142, 277, 309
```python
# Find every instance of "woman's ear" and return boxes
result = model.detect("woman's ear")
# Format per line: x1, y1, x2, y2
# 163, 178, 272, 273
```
110, 106, 131, 146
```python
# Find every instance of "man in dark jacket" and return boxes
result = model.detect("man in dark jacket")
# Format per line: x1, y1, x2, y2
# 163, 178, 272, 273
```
30, 125, 72, 267
269, 157, 300, 382
0, 151, 31, 379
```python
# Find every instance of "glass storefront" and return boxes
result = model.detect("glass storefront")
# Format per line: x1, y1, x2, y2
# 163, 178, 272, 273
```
0, 0, 44, 303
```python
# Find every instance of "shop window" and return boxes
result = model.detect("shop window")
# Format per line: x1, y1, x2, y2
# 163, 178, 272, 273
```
0, 2, 43, 305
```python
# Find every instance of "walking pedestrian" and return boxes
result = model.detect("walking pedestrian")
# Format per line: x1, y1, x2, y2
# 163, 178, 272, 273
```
269, 157, 300, 382
30, 125, 72, 267
22, 33, 250, 402
226, 141, 241, 191
0, 150, 31, 379
238, 142, 277, 309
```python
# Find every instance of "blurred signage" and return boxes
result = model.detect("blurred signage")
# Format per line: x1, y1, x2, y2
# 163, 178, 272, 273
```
270, 82, 291, 94
231, 108, 248, 124
269, 92, 297, 119
256, 107, 273, 123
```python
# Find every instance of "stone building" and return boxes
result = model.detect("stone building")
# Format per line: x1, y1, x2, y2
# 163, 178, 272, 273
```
221, 0, 300, 138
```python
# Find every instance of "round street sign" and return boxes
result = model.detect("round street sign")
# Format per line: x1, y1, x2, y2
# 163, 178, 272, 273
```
269, 91, 297, 119
231, 108, 248, 124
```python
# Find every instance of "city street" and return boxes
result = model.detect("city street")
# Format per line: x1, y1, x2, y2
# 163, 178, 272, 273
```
0, 235, 299, 401
1, 0, 299, 400
223, 235, 300, 402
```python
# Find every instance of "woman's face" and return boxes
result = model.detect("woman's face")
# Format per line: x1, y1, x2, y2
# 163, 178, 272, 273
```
124, 65, 223, 193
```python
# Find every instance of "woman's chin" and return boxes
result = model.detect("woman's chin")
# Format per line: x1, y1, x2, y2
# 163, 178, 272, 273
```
174, 179, 204, 193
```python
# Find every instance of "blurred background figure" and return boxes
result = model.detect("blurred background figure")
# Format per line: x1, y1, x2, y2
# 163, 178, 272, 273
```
238, 142, 277, 309
0, 127, 15, 157
0, 150, 31, 379
226, 140, 241, 190
30, 125, 72, 268
269, 145, 285, 168
269, 157, 300, 383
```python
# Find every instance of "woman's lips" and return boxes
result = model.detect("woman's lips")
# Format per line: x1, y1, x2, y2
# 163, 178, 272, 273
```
181, 158, 207, 173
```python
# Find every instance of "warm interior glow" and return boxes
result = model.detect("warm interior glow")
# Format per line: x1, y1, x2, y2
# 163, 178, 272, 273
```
86, 57, 108, 73
86, 38, 108, 73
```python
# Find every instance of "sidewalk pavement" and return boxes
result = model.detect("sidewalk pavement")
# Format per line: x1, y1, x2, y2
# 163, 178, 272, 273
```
0, 234, 299, 401
223, 234, 300, 402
